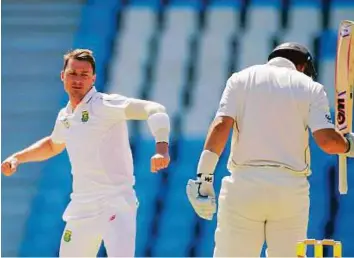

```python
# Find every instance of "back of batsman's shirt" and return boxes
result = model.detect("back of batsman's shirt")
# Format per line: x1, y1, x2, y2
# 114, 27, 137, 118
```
215, 57, 334, 174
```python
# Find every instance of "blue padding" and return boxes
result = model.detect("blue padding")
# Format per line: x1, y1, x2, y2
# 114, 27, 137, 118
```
249, 0, 282, 7
129, 0, 162, 9
195, 219, 217, 256
209, 0, 242, 8
319, 30, 337, 60
290, 0, 321, 7
332, 0, 354, 7
169, 0, 204, 9
86, 0, 121, 8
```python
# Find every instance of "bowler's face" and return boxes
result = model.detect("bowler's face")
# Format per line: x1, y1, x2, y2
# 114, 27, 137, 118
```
61, 58, 96, 102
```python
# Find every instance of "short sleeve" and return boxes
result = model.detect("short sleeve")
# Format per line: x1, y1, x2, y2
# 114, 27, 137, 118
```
215, 75, 238, 119
94, 94, 130, 121
50, 111, 66, 144
308, 83, 334, 132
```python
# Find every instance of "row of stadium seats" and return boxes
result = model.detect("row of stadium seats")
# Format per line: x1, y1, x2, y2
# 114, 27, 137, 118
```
107, 3, 353, 138
2, 0, 353, 256
105, 0, 354, 256
2, 0, 83, 256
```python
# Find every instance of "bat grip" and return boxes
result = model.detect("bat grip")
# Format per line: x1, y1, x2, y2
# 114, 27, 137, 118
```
339, 155, 348, 195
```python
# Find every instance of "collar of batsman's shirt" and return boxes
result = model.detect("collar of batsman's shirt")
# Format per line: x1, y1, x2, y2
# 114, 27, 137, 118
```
66, 86, 97, 114
267, 57, 297, 71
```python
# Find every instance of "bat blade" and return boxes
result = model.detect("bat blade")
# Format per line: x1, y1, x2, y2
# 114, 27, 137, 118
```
335, 20, 354, 195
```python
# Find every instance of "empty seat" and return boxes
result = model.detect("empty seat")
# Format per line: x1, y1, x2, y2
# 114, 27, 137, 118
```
246, 0, 281, 35
140, 7, 197, 138
288, 0, 322, 32
152, 201, 195, 256
129, 0, 161, 7
317, 30, 337, 109
107, 6, 156, 98
195, 219, 218, 256
209, 0, 242, 7
183, 6, 239, 137
280, 0, 321, 53
238, 32, 273, 70
329, 0, 354, 31
206, 5, 240, 35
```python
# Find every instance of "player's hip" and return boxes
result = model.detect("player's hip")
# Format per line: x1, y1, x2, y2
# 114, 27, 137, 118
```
63, 189, 137, 221
218, 171, 309, 221
219, 167, 310, 205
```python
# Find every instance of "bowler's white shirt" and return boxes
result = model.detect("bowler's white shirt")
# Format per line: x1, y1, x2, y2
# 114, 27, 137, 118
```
51, 87, 134, 219
216, 57, 334, 173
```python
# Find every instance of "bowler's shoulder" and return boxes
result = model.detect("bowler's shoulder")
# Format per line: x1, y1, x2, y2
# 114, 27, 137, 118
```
56, 106, 68, 120
92, 92, 128, 103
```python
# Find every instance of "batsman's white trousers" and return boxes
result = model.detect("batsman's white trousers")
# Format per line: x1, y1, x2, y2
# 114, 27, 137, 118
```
214, 167, 309, 257
59, 194, 137, 257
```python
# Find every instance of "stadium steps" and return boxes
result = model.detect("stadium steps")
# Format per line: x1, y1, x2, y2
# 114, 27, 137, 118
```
1, 0, 83, 256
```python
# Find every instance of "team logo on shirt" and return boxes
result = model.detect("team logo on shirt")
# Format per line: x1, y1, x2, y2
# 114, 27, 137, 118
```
63, 230, 72, 242
81, 110, 89, 123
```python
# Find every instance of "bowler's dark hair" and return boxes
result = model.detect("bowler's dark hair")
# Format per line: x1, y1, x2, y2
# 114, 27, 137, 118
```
63, 49, 96, 74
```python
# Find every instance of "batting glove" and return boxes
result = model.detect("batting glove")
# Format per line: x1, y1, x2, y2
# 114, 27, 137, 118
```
345, 133, 354, 157
186, 174, 216, 220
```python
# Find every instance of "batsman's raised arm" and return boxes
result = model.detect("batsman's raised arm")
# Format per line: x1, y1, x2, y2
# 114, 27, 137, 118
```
309, 83, 354, 156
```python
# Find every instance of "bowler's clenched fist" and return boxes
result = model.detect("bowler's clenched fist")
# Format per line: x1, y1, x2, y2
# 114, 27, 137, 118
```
1, 157, 19, 176
151, 153, 170, 172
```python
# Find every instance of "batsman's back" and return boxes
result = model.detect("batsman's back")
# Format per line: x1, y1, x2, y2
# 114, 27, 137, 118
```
227, 58, 332, 172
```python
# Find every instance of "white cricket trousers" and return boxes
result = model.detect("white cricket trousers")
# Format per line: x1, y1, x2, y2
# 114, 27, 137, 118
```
214, 167, 310, 257
59, 194, 137, 257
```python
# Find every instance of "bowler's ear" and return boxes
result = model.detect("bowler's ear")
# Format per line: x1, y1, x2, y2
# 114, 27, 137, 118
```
60, 70, 64, 82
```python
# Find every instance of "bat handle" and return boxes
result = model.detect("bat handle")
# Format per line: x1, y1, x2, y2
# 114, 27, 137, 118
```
339, 155, 348, 195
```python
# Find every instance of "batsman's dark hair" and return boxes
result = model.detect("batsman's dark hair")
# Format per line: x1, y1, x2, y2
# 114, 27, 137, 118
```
63, 49, 96, 74
269, 49, 308, 66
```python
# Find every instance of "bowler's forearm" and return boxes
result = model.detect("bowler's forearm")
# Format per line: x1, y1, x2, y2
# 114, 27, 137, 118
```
14, 136, 64, 164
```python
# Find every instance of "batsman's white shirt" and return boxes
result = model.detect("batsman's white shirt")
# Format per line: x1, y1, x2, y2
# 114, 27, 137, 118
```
213, 57, 335, 257
216, 57, 334, 174
51, 87, 135, 221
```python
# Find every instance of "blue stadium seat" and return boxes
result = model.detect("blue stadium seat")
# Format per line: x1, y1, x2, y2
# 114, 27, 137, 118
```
129, 0, 162, 8
249, 0, 282, 7
319, 30, 337, 61
290, 0, 322, 7
332, 0, 354, 7
178, 139, 204, 165
169, 0, 203, 9
209, 0, 242, 7
195, 219, 217, 256
153, 206, 195, 256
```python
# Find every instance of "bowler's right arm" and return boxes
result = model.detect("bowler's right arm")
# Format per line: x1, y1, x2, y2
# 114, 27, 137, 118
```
1, 112, 66, 176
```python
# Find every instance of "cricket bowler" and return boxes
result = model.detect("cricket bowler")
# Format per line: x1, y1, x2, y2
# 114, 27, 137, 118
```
1, 49, 171, 257
186, 42, 354, 257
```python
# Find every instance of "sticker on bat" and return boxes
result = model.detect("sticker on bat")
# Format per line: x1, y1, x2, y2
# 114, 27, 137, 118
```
340, 24, 351, 38
337, 91, 347, 130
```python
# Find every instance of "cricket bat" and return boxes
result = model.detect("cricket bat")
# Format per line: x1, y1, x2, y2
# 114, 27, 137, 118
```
335, 20, 354, 195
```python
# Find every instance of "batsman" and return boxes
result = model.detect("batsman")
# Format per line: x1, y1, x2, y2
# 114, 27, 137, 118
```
186, 42, 354, 257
